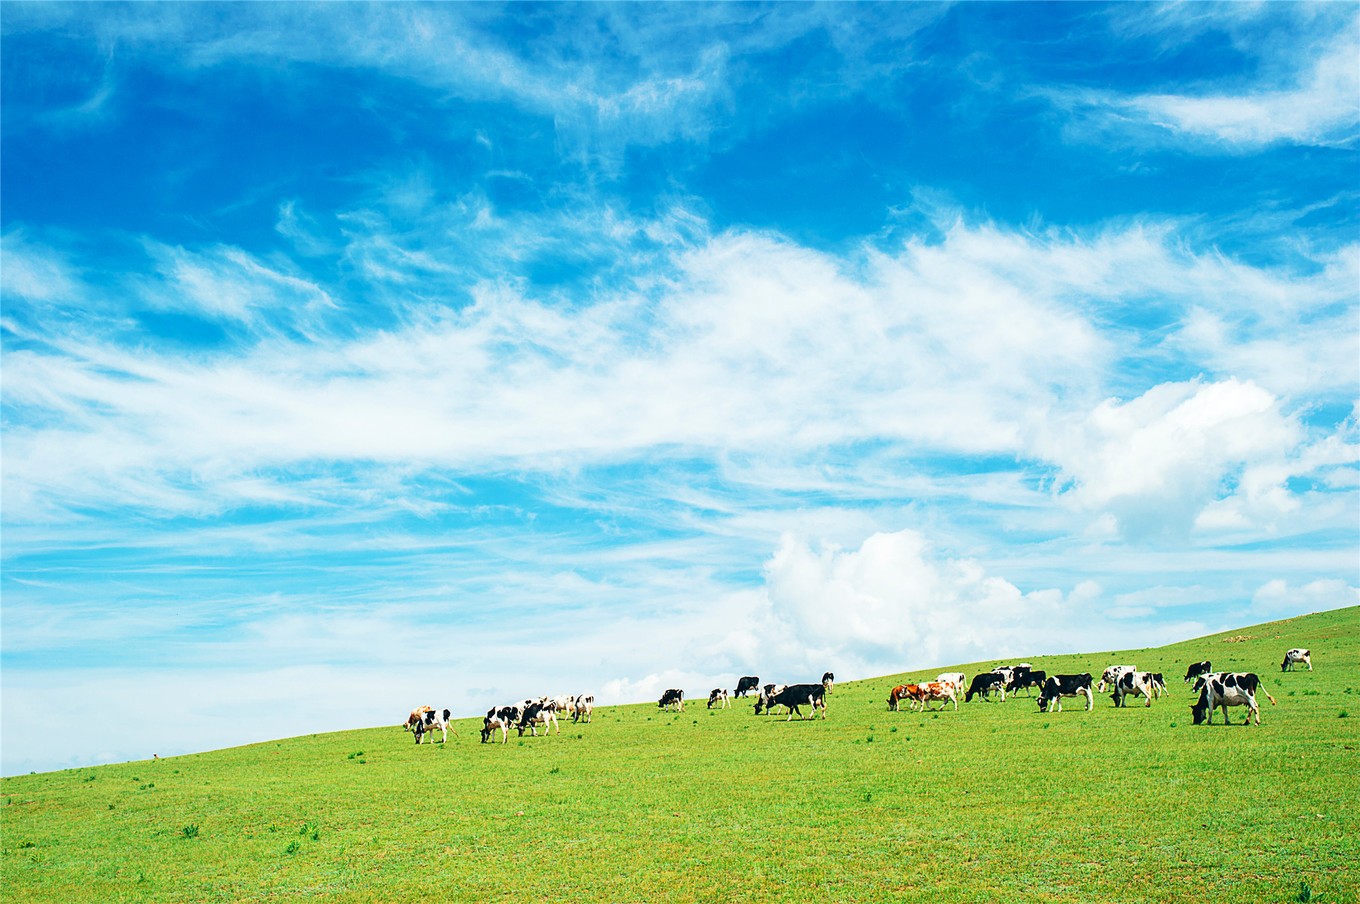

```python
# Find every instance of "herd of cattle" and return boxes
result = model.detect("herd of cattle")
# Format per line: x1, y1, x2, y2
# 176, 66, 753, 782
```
402, 648, 1315, 744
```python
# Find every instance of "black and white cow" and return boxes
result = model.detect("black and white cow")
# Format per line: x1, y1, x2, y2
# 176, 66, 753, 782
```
518, 700, 560, 736
734, 676, 761, 697
1111, 670, 1156, 708
571, 695, 594, 723
763, 683, 827, 721
1007, 669, 1047, 696
1037, 674, 1094, 712
707, 688, 730, 709
481, 705, 519, 744
658, 689, 685, 711
1281, 649, 1312, 672
1191, 672, 1277, 725
964, 673, 1007, 703
1097, 665, 1136, 693
405, 707, 454, 744
1184, 660, 1212, 684
754, 684, 788, 715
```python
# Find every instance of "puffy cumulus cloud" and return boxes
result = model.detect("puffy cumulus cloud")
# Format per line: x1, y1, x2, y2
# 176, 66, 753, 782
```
1251, 578, 1359, 619
1036, 378, 1305, 541
757, 529, 1111, 677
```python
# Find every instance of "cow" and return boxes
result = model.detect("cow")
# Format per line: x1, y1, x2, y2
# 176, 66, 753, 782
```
734, 676, 761, 698
480, 705, 518, 744
1097, 665, 1136, 693
754, 684, 788, 715
822, 672, 835, 692
1281, 649, 1312, 672
518, 700, 560, 736
964, 673, 1007, 703
707, 688, 730, 709
888, 685, 914, 712
990, 667, 1015, 692
1111, 671, 1156, 708
936, 673, 966, 697
1037, 673, 1094, 712
571, 695, 594, 723
1184, 660, 1212, 684
1191, 672, 1277, 725
914, 681, 957, 712
1007, 669, 1047, 696
764, 683, 827, 720
658, 689, 685, 711
404, 706, 454, 744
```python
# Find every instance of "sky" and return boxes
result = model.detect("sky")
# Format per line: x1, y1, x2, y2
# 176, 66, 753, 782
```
2, 2, 1357, 776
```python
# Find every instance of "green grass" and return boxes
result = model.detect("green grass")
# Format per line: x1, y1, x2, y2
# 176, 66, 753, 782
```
4, 607, 1358, 902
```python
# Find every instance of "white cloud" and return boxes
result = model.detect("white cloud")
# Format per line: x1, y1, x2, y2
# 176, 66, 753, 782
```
1036, 378, 1304, 540
1251, 578, 1359, 619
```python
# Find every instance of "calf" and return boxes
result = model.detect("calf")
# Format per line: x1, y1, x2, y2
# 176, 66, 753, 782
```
1281, 649, 1312, 672
707, 688, 730, 709
734, 676, 760, 697
1191, 672, 1277, 725
405, 707, 454, 744
765, 683, 827, 720
1111, 670, 1155, 708
571, 695, 594, 723
518, 700, 561, 736
964, 673, 1007, 703
888, 684, 915, 712
1097, 665, 1136, 693
658, 688, 685, 711
1184, 660, 1212, 684
1037, 673, 1094, 712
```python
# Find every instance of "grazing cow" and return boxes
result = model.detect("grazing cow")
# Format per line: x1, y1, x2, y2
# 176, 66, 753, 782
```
518, 700, 560, 736
936, 673, 966, 697
404, 707, 454, 744
1037, 674, 1094, 713
1184, 660, 1212, 684
964, 673, 1007, 703
1097, 665, 1136, 693
754, 684, 788, 715
1281, 649, 1312, 672
571, 695, 594, 723
707, 688, 730, 709
764, 683, 827, 720
734, 676, 761, 698
1111, 671, 1156, 708
888, 685, 915, 712
821, 672, 835, 692
480, 706, 517, 744
658, 689, 685, 711
1007, 669, 1047, 696
1191, 673, 1277, 725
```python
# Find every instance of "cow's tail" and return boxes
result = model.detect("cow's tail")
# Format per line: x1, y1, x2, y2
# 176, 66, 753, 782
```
1263, 690, 1277, 706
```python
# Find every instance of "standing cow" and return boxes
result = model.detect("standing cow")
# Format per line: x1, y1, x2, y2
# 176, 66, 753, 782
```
1037, 674, 1094, 713
734, 676, 761, 698
658, 689, 685, 711
1281, 649, 1312, 671
1191, 673, 1276, 725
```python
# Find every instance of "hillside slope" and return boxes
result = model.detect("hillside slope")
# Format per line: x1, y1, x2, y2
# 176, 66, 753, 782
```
4, 607, 1357, 903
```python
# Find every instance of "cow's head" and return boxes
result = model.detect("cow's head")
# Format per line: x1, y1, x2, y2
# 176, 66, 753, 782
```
1190, 688, 1210, 725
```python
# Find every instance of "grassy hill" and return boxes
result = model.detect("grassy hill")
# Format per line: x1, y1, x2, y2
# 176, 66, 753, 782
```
4, 607, 1357, 903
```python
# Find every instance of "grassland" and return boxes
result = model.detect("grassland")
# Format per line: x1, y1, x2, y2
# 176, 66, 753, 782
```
4, 607, 1358, 903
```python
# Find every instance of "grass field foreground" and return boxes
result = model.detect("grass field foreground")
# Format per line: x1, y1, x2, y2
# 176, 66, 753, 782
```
3, 607, 1358, 902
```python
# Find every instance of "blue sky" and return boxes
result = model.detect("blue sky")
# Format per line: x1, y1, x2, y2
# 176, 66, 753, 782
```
2, 2, 1357, 775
